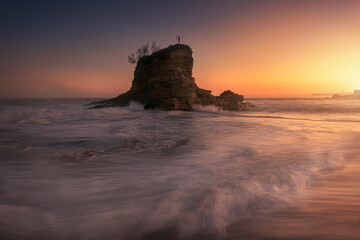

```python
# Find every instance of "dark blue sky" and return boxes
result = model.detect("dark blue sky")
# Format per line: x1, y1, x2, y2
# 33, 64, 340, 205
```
1, 0, 261, 43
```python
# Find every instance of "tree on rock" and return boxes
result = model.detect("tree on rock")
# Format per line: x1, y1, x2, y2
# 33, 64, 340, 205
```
128, 41, 161, 64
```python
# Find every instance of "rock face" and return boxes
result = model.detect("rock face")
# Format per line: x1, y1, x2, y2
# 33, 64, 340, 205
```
90, 44, 252, 111
332, 90, 360, 99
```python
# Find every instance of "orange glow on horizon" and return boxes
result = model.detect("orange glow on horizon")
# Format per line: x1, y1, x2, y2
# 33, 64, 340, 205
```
191, 2, 360, 97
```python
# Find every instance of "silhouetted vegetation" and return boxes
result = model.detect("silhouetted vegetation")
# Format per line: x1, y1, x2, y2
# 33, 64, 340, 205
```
128, 41, 161, 64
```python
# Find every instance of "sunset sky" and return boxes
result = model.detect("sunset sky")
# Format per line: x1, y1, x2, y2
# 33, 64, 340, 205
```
1, 0, 360, 98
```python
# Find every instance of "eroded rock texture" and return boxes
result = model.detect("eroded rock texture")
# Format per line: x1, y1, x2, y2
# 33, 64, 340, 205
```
90, 44, 252, 111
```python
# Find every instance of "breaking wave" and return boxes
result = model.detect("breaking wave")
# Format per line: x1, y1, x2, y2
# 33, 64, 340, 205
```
0, 98, 357, 239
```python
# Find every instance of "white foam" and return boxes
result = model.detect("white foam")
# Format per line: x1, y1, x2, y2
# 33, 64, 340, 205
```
192, 104, 224, 113
0, 98, 358, 239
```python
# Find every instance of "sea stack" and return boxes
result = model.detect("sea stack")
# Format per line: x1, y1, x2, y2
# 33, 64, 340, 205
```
90, 44, 252, 110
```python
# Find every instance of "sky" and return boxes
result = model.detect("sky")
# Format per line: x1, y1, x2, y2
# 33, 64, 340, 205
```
1, 0, 360, 98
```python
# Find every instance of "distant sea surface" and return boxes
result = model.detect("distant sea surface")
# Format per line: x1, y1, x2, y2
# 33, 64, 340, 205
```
0, 98, 359, 240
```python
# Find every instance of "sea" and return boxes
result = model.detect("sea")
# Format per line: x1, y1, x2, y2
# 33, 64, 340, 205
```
0, 98, 359, 240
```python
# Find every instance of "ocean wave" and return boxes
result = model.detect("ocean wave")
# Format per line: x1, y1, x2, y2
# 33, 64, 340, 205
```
250, 98, 360, 114
0, 144, 346, 240
0, 98, 357, 239
192, 104, 224, 114
0, 102, 145, 125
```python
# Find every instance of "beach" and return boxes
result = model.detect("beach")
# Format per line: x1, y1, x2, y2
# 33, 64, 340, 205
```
0, 98, 359, 239
227, 154, 360, 240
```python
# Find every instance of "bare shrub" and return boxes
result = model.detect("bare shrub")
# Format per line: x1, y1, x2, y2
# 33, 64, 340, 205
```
128, 41, 161, 64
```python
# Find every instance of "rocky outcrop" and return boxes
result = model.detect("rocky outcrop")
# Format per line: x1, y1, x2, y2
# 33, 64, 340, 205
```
90, 44, 252, 111
332, 90, 360, 99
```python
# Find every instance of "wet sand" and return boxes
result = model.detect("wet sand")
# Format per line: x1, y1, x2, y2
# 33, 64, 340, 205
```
226, 154, 360, 240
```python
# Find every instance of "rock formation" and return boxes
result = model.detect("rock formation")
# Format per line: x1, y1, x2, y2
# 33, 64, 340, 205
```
90, 44, 253, 111
332, 90, 360, 99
